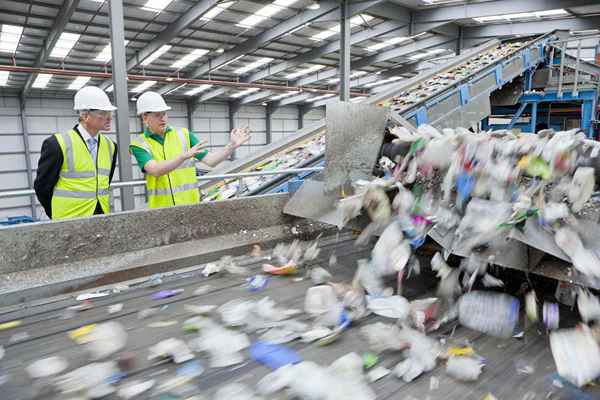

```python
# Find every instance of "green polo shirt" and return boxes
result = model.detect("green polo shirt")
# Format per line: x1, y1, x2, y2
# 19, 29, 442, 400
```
130, 126, 208, 172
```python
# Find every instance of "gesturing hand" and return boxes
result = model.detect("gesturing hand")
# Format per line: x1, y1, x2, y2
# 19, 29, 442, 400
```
229, 127, 251, 148
184, 140, 208, 159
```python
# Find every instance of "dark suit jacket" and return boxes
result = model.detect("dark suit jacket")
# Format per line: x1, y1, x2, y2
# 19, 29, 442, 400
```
33, 125, 118, 219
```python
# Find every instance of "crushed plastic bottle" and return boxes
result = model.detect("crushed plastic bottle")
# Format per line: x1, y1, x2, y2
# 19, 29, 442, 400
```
446, 356, 483, 381
458, 291, 519, 338
550, 325, 600, 387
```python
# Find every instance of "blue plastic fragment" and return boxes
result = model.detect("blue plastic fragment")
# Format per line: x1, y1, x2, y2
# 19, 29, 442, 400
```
249, 341, 302, 369
456, 172, 475, 202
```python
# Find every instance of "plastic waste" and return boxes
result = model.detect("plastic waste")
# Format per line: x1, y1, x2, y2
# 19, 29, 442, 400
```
262, 262, 298, 275
108, 303, 123, 314
577, 289, 600, 323
149, 338, 194, 364
446, 356, 483, 381
250, 341, 302, 369
550, 325, 600, 387
219, 299, 255, 326
543, 301, 559, 331
555, 227, 600, 278
304, 285, 340, 318
458, 291, 519, 338
117, 380, 154, 399
361, 322, 407, 353
152, 289, 183, 300
86, 321, 127, 359
310, 267, 332, 285
26, 356, 68, 379
214, 382, 263, 400
76, 292, 109, 301
367, 366, 391, 382
568, 167, 595, 212
367, 296, 410, 319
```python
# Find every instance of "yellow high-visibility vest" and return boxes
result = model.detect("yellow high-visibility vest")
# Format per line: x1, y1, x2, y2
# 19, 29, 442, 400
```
51, 129, 115, 220
130, 128, 199, 208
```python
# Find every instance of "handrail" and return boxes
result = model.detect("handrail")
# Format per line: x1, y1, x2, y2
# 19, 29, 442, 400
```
0, 167, 324, 199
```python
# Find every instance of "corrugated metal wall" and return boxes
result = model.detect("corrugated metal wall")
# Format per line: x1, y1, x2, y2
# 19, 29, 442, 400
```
0, 95, 324, 220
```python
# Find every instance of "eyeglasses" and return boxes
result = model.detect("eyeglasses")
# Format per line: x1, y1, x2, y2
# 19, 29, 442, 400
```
146, 111, 168, 118
88, 110, 113, 118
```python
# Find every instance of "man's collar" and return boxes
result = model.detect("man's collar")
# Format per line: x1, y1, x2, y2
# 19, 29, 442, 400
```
77, 123, 95, 142
144, 125, 173, 138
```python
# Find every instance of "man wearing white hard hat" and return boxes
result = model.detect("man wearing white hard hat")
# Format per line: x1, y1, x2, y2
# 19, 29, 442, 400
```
34, 86, 118, 220
130, 91, 250, 208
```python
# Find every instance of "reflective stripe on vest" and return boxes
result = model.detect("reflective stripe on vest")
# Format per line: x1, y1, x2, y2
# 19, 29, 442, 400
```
146, 182, 198, 197
53, 188, 110, 199
131, 127, 200, 208
51, 130, 115, 219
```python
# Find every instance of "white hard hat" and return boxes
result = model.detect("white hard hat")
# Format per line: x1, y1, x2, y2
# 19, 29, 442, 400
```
73, 86, 117, 111
136, 91, 171, 115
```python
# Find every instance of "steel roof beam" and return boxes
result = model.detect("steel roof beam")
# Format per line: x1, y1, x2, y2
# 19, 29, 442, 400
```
22, 0, 81, 96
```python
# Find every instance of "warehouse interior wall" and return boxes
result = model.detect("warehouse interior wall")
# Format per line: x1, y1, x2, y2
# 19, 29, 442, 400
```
0, 95, 324, 220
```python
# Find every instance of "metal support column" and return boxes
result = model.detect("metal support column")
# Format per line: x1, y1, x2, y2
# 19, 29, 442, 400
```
557, 42, 566, 98
186, 99, 195, 132
530, 102, 538, 133
298, 105, 306, 129
573, 40, 582, 97
265, 104, 273, 145
228, 101, 240, 160
339, 0, 350, 102
456, 26, 463, 56
508, 102, 528, 129
18, 95, 37, 220
109, 0, 134, 211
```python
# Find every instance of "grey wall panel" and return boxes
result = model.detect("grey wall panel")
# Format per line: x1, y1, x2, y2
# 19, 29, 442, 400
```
0, 95, 313, 218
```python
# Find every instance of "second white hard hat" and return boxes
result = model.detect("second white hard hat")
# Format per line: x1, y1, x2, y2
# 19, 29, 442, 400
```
136, 91, 171, 115
73, 86, 117, 111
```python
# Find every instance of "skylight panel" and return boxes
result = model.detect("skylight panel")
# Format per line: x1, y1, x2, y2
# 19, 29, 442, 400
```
49, 32, 80, 59
270, 91, 298, 100
68, 76, 91, 90
474, 9, 568, 23
363, 76, 402, 88
141, 0, 173, 12
95, 40, 130, 63
131, 80, 157, 93
230, 88, 260, 98
171, 49, 210, 69
366, 36, 409, 52
234, 57, 273, 74
0, 25, 23, 53
200, 1, 235, 21
237, 0, 300, 29
32, 74, 53, 89
214, 55, 244, 71
285, 64, 325, 79
185, 84, 213, 96
307, 93, 335, 102
141, 45, 171, 66
309, 14, 373, 41
327, 71, 367, 83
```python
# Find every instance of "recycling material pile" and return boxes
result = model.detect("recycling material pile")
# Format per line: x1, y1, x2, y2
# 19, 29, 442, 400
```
334, 122, 600, 391
201, 134, 325, 202
380, 41, 526, 111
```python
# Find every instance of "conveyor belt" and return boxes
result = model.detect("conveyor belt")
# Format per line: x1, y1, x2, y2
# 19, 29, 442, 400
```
1, 234, 598, 399
201, 32, 558, 200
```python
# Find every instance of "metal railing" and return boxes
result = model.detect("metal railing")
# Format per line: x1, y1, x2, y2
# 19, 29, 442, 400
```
0, 167, 324, 199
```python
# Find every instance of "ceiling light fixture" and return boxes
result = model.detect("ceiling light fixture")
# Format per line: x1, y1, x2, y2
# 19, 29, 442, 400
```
307, 0, 320, 10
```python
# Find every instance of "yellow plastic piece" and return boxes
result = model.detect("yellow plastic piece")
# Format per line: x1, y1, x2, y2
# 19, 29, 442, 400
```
0, 320, 21, 331
69, 324, 97, 344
